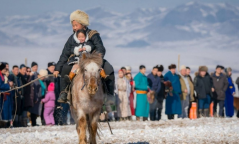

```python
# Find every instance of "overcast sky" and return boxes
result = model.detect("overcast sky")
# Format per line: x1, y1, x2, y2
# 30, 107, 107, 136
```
0, 0, 239, 17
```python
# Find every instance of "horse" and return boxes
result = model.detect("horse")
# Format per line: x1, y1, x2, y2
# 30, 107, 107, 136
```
70, 52, 105, 144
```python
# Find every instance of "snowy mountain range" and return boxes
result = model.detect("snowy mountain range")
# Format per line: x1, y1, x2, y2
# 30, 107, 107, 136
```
0, 1, 239, 48
1, 1, 239, 73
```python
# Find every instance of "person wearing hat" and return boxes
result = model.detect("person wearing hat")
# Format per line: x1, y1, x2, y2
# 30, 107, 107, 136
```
147, 65, 161, 121
178, 65, 194, 119
211, 65, 228, 117
0, 62, 14, 127
29, 69, 47, 126
194, 66, 213, 117
155, 65, 165, 120
224, 67, 235, 117
164, 64, 182, 120
54, 10, 115, 104
45, 62, 56, 87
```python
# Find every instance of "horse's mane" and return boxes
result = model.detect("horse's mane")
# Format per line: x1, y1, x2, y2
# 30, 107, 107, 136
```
79, 52, 103, 73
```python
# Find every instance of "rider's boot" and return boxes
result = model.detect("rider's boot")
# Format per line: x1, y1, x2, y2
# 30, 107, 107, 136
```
57, 72, 76, 103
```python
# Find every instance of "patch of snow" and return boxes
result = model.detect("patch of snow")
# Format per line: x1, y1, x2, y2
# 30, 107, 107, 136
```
0, 118, 239, 143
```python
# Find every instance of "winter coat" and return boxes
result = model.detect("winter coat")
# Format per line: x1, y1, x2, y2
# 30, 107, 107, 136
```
211, 73, 229, 100
147, 73, 161, 94
0, 73, 11, 120
41, 91, 55, 108
156, 75, 165, 102
9, 73, 24, 115
225, 76, 235, 117
55, 28, 106, 73
179, 75, 194, 101
134, 72, 149, 117
115, 77, 131, 117
29, 78, 46, 115
164, 71, 182, 115
194, 73, 213, 99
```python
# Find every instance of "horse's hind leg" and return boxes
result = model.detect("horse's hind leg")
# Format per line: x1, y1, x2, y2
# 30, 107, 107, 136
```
76, 116, 87, 144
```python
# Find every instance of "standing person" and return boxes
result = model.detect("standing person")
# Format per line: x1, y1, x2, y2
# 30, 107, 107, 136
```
8, 65, 23, 127
24, 67, 34, 110
194, 66, 213, 117
225, 67, 235, 117
41, 82, 55, 126
186, 67, 193, 82
134, 65, 149, 121
0, 62, 13, 127
121, 67, 127, 76
164, 64, 182, 120
147, 65, 161, 121
115, 70, 131, 120
54, 10, 115, 106
17, 64, 28, 127
126, 72, 135, 117
156, 65, 165, 120
45, 62, 56, 87
29, 69, 47, 126
211, 65, 228, 117
178, 65, 194, 118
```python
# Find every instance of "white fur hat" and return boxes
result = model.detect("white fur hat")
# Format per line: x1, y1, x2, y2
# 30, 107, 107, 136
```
39, 69, 48, 77
125, 66, 131, 71
70, 10, 89, 26
180, 65, 186, 71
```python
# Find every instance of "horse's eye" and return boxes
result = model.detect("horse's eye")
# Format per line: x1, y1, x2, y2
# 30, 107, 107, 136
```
84, 69, 87, 72
98, 69, 101, 72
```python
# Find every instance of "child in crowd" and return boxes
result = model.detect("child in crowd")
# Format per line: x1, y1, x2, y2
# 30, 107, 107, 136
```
41, 82, 56, 126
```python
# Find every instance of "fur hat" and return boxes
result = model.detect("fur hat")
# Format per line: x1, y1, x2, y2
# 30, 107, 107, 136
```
157, 65, 164, 72
48, 82, 55, 91
168, 64, 176, 70
70, 10, 89, 26
39, 69, 48, 77
31, 62, 38, 68
0, 62, 6, 71
226, 67, 232, 72
125, 66, 131, 71
199, 66, 208, 72
180, 65, 186, 71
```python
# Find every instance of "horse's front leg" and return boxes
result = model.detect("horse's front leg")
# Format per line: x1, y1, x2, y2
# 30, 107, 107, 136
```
90, 109, 101, 144
76, 114, 87, 144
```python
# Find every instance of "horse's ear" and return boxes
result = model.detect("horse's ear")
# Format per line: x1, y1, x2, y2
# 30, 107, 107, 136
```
82, 53, 87, 60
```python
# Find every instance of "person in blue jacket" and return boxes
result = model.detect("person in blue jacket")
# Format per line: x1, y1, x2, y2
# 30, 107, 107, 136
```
134, 65, 149, 121
0, 62, 14, 127
147, 65, 161, 121
225, 67, 236, 117
164, 64, 182, 120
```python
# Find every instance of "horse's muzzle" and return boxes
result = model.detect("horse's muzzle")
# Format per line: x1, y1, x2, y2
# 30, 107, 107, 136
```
87, 77, 98, 95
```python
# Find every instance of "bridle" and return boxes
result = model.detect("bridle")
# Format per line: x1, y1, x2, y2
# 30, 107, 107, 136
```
81, 72, 101, 91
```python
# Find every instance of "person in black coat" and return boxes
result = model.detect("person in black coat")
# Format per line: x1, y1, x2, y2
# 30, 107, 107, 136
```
54, 10, 114, 103
155, 65, 165, 120
194, 66, 213, 117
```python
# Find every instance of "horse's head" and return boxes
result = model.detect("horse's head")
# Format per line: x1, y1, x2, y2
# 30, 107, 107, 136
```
80, 52, 103, 96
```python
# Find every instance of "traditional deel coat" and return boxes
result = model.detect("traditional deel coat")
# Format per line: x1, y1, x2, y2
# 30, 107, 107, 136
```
134, 72, 149, 117
0, 72, 11, 121
115, 77, 131, 118
164, 71, 182, 115
225, 76, 235, 117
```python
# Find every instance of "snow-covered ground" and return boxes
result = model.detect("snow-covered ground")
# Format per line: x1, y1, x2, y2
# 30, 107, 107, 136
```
0, 118, 239, 144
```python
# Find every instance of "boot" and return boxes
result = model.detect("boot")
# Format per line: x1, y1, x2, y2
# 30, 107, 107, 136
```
198, 109, 203, 118
57, 91, 68, 103
204, 109, 209, 117
64, 72, 76, 84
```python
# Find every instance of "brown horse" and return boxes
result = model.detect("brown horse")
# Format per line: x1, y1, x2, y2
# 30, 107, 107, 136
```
70, 52, 105, 144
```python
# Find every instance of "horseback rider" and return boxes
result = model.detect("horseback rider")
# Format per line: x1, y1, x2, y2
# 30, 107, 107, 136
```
54, 10, 115, 103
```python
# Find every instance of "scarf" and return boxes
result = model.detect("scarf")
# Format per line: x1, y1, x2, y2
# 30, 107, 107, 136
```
39, 79, 46, 96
